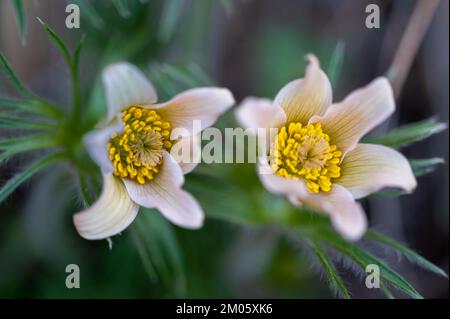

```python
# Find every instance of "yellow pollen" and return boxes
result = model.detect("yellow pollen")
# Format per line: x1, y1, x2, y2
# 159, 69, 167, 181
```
269, 122, 342, 193
108, 106, 172, 184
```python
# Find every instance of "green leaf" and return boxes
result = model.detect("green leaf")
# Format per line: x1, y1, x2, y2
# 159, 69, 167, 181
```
37, 18, 72, 67
367, 230, 448, 278
317, 231, 423, 299
327, 40, 345, 88
158, 0, 185, 43
71, 35, 85, 117
0, 97, 64, 119
0, 133, 56, 150
363, 118, 447, 148
0, 134, 57, 165
112, 0, 130, 18
380, 282, 395, 299
0, 116, 54, 130
12, 0, 27, 45
410, 158, 444, 177
0, 152, 63, 203
307, 239, 351, 299
0, 52, 33, 98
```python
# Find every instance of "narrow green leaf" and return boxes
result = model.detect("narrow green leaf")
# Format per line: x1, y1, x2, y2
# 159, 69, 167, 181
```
0, 133, 56, 150
367, 230, 448, 278
158, 0, 185, 43
410, 158, 444, 177
0, 116, 54, 130
363, 118, 447, 148
37, 18, 72, 67
317, 232, 423, 299
112, 0, 131, 18
307, 239, 351, 299
327, 40, 345, 88
0, 52, 33, 98
0, 152, 63, 203
0, 97, 64, 119
0, 134, 56, 164
72, 35, 85, 76
12, 0, 27, 45
71, 35, 85, 117
380, 282, 395, 299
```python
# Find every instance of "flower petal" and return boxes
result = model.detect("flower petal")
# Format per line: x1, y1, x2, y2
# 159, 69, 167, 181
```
258, 157, 367, 241
155, 87, 235, 139
103, 62, 157, 120
336, 143, 417, 199
73, 175, 139, 240
235, 97, 286, 130
83, 120, 124, 174
123, 152, 204, 229
310, 77, 395, 154
274, 54, 332, 125
170, 134, 202, 174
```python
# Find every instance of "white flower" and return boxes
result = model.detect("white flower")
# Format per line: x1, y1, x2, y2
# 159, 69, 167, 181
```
74, 62, 234, 240
235, 55, 416, 241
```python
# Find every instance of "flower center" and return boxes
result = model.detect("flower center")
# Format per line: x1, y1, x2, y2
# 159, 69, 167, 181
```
269, 122, 342, 193
108, 106, 172, 184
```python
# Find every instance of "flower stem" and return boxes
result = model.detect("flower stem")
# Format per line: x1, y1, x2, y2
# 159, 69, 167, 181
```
387, 0, 441, 99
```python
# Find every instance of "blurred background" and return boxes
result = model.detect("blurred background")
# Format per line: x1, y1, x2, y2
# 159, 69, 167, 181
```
0, 0, 448, 298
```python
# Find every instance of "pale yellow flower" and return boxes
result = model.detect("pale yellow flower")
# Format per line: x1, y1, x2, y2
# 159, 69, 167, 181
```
74, 62, 234, 240
236, 55, 416, 241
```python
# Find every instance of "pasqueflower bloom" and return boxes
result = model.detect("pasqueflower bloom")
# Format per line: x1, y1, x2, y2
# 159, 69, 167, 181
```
236, 55, 416, 241
74, 62, 234, 240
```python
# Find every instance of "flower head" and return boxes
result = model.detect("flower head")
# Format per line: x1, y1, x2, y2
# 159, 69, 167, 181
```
75, 62, 234, 240
236, 55, 417, 241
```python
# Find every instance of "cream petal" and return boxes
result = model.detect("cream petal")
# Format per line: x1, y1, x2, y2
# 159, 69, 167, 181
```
102, 62, 157, 120
235, 98, 286, 155
83, 120, 124, 174
258, 157, 367, 241
336, 143, 417, 199
170, 134, 202, 174
310, 77, 395, 154
235, 97, 286, 130
123, 152, 204, 229
73, 175, 139, 240
154, 87, 235, 139
274, 54, 332, 125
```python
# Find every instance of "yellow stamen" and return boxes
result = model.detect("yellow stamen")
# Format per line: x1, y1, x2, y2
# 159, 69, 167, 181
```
108, 106, 173, 184
269, 122, 342, 193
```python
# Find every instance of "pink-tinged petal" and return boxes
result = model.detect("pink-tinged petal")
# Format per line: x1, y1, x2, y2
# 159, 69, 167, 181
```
102, 62, 157, 120
83, 120, 124, 174
336, 143, 417, 199
235, 98, 286, 154
170, 134, 202, 174
235, 97, 286, 130
310, 77, 395, 154
123, 152, 204, 229
73, 175, 139, 240
274, 54, 332, 125
154, 87, 235, 139
258, 157, 367, 241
